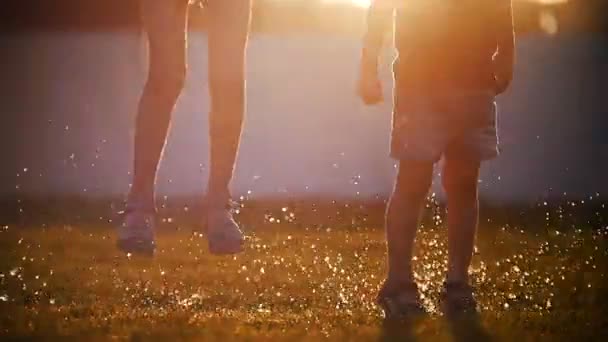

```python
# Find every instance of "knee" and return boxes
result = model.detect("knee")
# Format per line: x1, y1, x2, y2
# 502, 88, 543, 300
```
146, 65, 187, 100
393, 166, 433, 204
442, 170, 479, 202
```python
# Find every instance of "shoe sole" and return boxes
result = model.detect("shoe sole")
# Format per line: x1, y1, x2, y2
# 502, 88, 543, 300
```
117, 238, 155, 257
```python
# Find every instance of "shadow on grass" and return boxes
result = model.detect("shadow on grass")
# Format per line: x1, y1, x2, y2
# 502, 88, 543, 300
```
379, 317, 418, 342
445, 311, 493, 342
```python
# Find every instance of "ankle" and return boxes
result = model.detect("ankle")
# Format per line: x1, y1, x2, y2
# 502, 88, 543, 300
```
126, 192, 155, 212
446, 271, 469, 286
387, 269, 415, 287
205, 188, 230, 204
379, 278, 419, 299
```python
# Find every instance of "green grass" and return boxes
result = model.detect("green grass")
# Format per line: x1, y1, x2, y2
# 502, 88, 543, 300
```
0, 201, 607, 341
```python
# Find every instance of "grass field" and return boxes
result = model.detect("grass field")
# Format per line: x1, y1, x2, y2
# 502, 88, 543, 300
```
1, 199, 607, 341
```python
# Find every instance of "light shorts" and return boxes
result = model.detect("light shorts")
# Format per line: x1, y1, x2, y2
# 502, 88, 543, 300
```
390, 90, 499, 162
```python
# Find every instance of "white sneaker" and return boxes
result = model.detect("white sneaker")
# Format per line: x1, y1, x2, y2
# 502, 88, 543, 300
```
116, 205, 156, 256
205, 205, 244, 255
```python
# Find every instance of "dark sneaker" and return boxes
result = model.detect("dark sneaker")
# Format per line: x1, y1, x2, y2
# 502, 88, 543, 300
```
205, 201, 244, 255
116, 205, 156, 256
440, 282, 478, 314
376, 281, 426, 319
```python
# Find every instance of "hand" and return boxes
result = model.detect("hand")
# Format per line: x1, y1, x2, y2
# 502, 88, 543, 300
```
494, 74, 512, 95
357, 62, 383, 105
493, 60, 513, 95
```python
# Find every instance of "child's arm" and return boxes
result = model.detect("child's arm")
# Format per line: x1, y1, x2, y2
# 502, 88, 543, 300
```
361, 0, 395, 73
358, 1, 395, 105
494, 0, 515, 95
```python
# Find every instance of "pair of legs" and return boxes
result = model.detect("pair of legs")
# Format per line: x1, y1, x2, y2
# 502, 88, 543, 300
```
378, 89, 498, 314
378, 156, 481, 316
120, 0, 251, 255
129, 0, 250, 213
385, 157, 480, 288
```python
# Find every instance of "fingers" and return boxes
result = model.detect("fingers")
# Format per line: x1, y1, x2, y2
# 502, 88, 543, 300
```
494, 75, 511, 95
359, 89, 383, 105
360, 89, 383, 105
357, 55, 383, 105
358, 77, 383, 105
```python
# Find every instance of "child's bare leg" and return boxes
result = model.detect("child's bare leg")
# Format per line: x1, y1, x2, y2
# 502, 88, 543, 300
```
442, 157, 481, 285
128, 0, 189, 209
384, 160, 433, 288
205, 0, 250, 206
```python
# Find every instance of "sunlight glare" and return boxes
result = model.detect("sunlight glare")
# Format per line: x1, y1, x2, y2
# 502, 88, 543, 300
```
536, 0, 568, 4
323, 0, 371, 8
349, 0, 371, 7
327, 0, 567, 9
539, 9, 559, 35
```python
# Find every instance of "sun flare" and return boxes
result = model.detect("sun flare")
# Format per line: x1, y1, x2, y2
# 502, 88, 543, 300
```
328, 0, 569, 8
322, 0, 371, 8
348, 0, 372, 7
